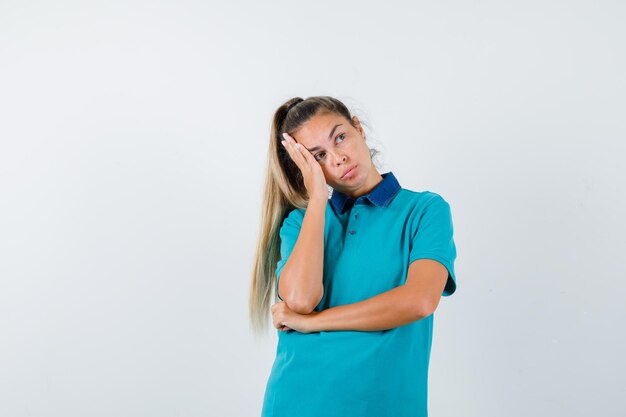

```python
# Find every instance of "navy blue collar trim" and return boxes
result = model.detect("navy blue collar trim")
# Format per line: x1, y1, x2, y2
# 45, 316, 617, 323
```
329, 171, 401, 214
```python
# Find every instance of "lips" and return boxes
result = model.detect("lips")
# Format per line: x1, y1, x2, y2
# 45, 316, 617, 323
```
341, 165, 356, 179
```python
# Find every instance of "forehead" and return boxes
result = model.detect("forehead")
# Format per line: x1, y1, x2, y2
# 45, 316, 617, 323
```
293, 112, 347, 145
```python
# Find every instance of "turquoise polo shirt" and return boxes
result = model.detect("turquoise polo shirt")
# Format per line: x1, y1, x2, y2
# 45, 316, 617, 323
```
262, 171, 457, 417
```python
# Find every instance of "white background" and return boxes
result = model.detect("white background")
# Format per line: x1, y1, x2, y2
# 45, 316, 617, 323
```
1, 1, 624, 416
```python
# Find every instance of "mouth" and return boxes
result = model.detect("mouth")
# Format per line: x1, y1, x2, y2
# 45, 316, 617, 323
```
341, 165, 357, 179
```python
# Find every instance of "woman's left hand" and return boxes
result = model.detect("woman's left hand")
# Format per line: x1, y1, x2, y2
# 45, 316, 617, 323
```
271, 301, 320, 333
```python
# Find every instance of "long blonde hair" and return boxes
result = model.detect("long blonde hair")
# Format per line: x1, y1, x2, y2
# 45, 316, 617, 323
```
248, 96, 380, 338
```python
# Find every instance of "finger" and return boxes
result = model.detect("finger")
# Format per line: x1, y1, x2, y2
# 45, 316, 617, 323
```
282, 133, 309, 165
288, 138, 320, 168
283, 133, 306, 170
291, 142, 316, 172
297, 144, 317, 164
281, 135, 307, 170
282, 132, 297, 143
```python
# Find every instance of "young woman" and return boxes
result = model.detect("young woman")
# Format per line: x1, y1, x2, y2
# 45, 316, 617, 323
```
249, 96, 458, 417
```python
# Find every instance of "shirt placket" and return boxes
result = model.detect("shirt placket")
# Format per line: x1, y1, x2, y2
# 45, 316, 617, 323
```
347, 198, 364, 236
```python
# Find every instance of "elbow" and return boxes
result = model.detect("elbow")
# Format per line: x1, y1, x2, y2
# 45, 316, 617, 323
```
403, 286, 441, 320
284, 286, 324, 315
415, 299, 438, 319
277, 269, 324, 314
288, 301, 316, 315
408, 296, 437, 320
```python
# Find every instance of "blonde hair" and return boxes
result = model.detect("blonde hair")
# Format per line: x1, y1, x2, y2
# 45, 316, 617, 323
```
248, 96, 380, 338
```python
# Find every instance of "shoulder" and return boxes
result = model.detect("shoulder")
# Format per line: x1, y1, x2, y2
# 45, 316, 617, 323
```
280, 200, 326, 229
395, 188, 450, 209
281, 206, 306, 225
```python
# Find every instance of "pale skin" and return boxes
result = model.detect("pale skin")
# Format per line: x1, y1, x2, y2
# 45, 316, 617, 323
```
274, 112, 449, 333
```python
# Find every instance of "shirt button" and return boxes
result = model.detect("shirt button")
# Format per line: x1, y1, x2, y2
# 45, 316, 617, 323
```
354, 214, 358, 218
349, 230, 356, 235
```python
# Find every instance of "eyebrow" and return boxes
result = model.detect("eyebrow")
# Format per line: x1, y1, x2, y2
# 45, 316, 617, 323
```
305, 124, 343, 152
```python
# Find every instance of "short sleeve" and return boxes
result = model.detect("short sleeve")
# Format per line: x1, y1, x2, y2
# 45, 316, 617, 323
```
275, 208, 305, 301
409, 194, 457, 297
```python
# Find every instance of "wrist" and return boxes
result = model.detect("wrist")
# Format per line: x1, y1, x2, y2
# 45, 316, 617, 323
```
306, 310, 322, 333
308, 196, 328, 208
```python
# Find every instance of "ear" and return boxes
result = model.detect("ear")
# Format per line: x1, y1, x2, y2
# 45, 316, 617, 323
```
352, 116, 365, 137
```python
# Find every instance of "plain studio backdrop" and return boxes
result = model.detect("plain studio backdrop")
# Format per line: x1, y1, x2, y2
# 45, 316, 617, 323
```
1, 1, 624, 416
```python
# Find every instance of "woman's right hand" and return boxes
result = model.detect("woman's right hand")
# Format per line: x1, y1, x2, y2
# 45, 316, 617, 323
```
281, 132, 329, 203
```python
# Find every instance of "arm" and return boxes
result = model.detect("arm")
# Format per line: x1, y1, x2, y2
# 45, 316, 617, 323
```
278, 197, 326, 314
306, 259, 449, 332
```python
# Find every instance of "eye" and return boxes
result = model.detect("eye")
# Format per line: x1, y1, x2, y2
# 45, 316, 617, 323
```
314, 133, 346, 161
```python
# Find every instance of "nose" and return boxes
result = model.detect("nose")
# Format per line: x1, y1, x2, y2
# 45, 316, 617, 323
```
333, 153, 347, 166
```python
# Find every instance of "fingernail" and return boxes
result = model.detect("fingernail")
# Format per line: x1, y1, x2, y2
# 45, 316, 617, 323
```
281, 140, 286, 146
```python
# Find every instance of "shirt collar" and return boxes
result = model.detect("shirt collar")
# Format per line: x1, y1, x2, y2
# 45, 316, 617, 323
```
329, 171, 401, 214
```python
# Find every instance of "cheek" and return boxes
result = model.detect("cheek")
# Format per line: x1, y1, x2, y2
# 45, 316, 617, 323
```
318, 168, 335, 185
350, 142, 367, 159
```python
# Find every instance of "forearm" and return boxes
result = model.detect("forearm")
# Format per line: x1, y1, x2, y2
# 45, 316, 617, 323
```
308, 284, 429, 332
279, 198, 326, 312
